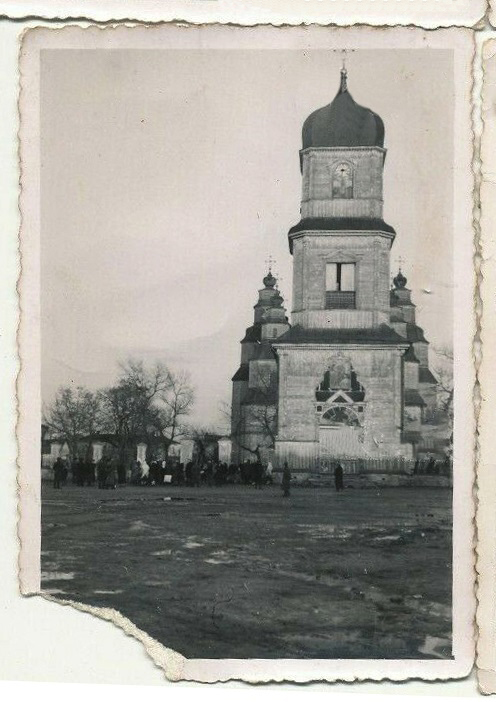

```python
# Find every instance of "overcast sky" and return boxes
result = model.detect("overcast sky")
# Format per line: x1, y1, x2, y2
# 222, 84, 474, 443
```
41, 47, 454, 428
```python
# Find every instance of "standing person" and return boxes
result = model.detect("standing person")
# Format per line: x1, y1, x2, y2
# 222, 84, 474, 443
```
97, 458, 107, 489
130, 460, 141, 486
282, 462, 291, 498
53, 457, 64, 489
334, 462, 344, 492
87, 459, 96, 486
72, 458, 82, 486
265, 461, 274, 485
254, 459, 264, 489
192, 461, 201, 488
105, 457, 118, 489
426, 454, 436, 475
185, 461, 193, 487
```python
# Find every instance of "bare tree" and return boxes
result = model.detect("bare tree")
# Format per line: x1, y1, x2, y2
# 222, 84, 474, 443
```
99, 359, 171, 460
154, 369, 195, 453
100, 359, 194, 460
433, 345, 454, 415
44, 386, 101, 460
226, 366, 277, 462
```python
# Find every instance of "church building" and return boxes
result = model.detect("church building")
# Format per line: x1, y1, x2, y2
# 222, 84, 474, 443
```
231, 68, 438, 470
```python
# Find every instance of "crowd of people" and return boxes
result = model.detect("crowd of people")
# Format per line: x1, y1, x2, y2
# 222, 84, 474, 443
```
50, 453, 450, 494
50, 456, 278, 490
412, 454, 452, 477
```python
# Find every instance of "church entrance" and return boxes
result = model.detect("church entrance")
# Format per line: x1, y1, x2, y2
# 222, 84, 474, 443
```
315, 357, 366, 468
319, 426, 365, 470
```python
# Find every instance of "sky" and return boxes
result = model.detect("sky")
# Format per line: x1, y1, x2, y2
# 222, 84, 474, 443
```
40, 47, 454, 428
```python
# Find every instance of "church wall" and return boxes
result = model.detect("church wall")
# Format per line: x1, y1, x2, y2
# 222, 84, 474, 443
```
400, 306, 416, 324
404, 361, 419, 389
231, 379, 248, 455
419, 384, 438, 417
301, 147, 385, 219
413, 341, 429, 367
404, 405, 422, 432
261, 322, 288, 341
249, 359, 277, 389
241, 342, 258, 364
292, 309, 390, 329
275, 346, 411, 465
291, 234, 391, 324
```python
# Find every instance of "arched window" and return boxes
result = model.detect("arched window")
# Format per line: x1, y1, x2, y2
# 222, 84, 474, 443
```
321, 406, 361, 427
332, 162, 353, 199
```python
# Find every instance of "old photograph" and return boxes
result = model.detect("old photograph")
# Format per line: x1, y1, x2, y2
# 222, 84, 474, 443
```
18, 25, 475, 682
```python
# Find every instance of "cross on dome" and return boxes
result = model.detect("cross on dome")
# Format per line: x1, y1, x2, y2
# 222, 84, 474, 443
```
340, 51, 348, 93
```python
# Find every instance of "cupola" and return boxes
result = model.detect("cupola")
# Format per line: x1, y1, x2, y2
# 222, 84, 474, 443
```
302, 68, 385, 150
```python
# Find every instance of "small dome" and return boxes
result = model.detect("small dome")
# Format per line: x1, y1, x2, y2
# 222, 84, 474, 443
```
393, 269, 407, 289
263, 271, 277, 289
302, 69, 384, 150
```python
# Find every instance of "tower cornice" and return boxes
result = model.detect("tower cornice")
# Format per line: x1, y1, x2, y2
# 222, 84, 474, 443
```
300, 145, 387, 156
288, 227, 396, 254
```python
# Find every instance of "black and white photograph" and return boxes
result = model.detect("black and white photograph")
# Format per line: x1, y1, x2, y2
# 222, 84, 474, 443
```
17, 25, 475, 683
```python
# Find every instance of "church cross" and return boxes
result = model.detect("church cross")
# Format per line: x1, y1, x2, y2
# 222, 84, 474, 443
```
341, 49, 347, 72
396, 255, 406, 271
265, 254, 276, 273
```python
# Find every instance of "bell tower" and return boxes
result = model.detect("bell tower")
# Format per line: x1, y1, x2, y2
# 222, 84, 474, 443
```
290, 68, 396, 330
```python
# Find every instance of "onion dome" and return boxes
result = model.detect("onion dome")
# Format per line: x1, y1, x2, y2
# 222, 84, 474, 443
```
263, 271, 277, 289
393, 269, 407, 289
302, 68, 384, 150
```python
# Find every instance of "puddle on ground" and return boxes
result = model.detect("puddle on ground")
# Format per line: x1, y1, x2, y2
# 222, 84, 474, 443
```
205, 558, 234, 565
129, 520, 153, 532
41, 571, 75, 581
93, 589, 124, 595
151, 549, 173, 556
204, 550, 235, 565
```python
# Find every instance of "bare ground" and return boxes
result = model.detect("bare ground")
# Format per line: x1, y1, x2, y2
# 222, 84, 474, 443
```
41, 483, 452, 660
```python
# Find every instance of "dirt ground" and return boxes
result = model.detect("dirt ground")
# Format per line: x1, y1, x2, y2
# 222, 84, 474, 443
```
41, 483, 452, 660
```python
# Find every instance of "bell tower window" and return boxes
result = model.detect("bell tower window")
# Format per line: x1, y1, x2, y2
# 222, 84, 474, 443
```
332, 162, 353, 199
326, 263, 356, 309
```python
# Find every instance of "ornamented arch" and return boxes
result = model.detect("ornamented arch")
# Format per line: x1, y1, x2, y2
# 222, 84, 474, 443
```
315, 356, 366, 427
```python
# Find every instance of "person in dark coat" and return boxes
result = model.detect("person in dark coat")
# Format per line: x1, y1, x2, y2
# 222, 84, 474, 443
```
53, 457, 64, 489
192, 461, 201, 488
282, 462, 291, 498
86, 459, 96, 486
105, 457, 118, 489
73, 458, 83, 486
334, 462, 344, 492
185, 461, 193, 487
97, 458, 107, 489
426, 455, 436, 475
253, 460, 264, 489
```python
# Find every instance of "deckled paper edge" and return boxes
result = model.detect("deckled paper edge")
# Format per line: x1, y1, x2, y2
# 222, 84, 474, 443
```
17, 22, 476, 685
476, 34, 496, 696
0, 0, 488, 29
